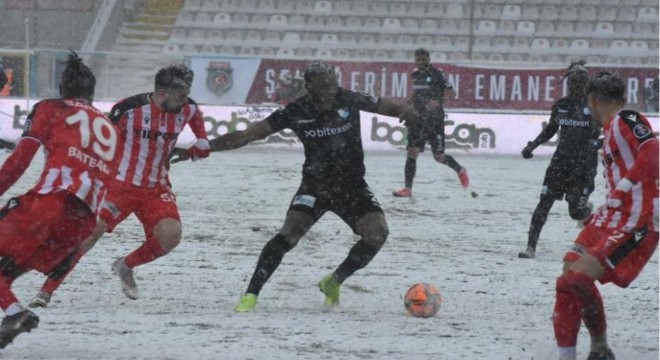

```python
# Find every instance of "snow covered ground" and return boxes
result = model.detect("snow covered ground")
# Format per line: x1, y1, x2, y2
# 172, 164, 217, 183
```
1, 148, 657, 360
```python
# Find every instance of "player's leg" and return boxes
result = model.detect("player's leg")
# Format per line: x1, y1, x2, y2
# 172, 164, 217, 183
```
519, 194, 555, 258
29, 220, 107, 308
322, 184, 387, 306
566, 179, 595, 224
393, 126, 422, 197
428, 120, 471, 191
235, 210, 315, 312
0, 266, 38, 349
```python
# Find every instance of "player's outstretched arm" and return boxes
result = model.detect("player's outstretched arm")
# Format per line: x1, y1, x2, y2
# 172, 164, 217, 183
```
376, 98, 420, 126
0, 138, 40, 196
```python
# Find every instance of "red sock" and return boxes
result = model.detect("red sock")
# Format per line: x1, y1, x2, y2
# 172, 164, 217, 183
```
124, 235, 168, 268
565, 270, 607, 338
0, 275, 18, 310
41, 248, 86, 294
553, 276, 582, 347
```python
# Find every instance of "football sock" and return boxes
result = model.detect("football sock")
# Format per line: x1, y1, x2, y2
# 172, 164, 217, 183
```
125, 235, 168, 268
553, 276, 581, 347
443, 155, 462, 173
246, 234, 294, 296
42, 248, 86, 294
564, 270, 607, 338
334, 239, 380, 284
528, 197, 554, 249
404, 157, 416, 189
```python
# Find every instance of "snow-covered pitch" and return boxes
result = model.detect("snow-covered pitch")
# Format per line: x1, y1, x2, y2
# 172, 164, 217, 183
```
2, 148, 658, 360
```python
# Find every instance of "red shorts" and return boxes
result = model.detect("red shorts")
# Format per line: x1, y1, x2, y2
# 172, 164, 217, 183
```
0, 191, 96, 274
564, 224, 659, 288
100, 182, 180, 236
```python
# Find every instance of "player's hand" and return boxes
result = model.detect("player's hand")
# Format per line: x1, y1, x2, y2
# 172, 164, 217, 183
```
521, 142, 535, 159
398, 105, 420, 127
169, 148, 191, 164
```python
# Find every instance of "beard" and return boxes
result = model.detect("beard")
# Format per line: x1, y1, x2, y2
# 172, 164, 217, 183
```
162, 99, 184, 113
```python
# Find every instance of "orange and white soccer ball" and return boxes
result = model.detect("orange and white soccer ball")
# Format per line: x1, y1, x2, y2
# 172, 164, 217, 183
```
403, 283, 442, 318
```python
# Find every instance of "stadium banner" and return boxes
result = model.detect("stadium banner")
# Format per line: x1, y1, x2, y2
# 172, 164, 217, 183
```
1, 99, 658, 156
189, 57, 658, 112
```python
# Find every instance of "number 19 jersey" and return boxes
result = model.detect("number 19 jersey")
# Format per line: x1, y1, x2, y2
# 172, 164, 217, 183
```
22, 98, 120, 214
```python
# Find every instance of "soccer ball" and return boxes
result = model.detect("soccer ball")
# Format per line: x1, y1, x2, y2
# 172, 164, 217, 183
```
403, 283, 442, 318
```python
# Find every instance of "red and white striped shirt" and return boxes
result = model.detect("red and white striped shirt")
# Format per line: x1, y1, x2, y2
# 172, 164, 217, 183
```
591, 110, 659, 231
109, 93, 208, 188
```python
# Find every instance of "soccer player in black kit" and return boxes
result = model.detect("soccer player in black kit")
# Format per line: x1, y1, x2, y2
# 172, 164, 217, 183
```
171, 62, 419, 312
392, 48, 471, 198
518, 60, 601, 259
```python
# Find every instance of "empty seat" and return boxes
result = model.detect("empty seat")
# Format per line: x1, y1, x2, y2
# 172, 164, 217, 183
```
430, 52, 447, 62
536, 21, 555, 35
575, 22, 594, 36
391, 50, 407, 60
335, 49, 351, 59
531, 38, 550, 50
277, 0, 294, 11
176, 11, 195, 24
244, 30, 262, 42
320, 33, 338, 44
170, 28, 187, 40
213, 12, 231, 25
195, 12, 213, 24
345, 17, 362, 28
498, 20, 516, 35
259, 0, 275, 11
371, 50, 389, 59
377, 34, 395, 44
163, 44, 181, 53
449, 52, 467, 62
314, 0, 332, 13
420, 19, 437, 30
338, 33, 356, 43
251, 14, 268, 25
302, 32, 319, 42
200, 44, 216, 54
297, 0, 313, 12
257, 47, 276, 57
508, 53, 525, 62
353, 49, 369, 59
551, 39, 569, 50
475, 20, 497, 34
315, 49, 333, 58
408, 3, 425, 16
225, 30, 242, 41
614, 22, 633, 36
383, 18, 401, 29
232, 13, 249, 24
445, 4, 464, 19
289, 15, 306, 26
264, 31, 280, 42
401, 18, 419, 29
609, 40, 629, 53
637, 7, 658, 22
570, 39, 590, 51
307, 16, 324, 27
558, 6, 579, 21
326, 16, 343, 27
269, 14, 288, 26
184, 0, 202, 10
515, 21, 535, 36
390, 2, 407, 14
579, 6, 598, 21
435, 36, 453, 49
358, 34, 375, 44
487, 53, 505, 62
218, 45, 235, 55
618, 7, 638, 22
598, 6, 617, 21
629, 40, 649, 53
501, 5, 521, 20
236, 0, 257, 10
352, 1, 369, 13
539, 5, 559, 21
594, 22, 614, 37
200, 0, 221, 11
333, 1, 350, 12
238, 46, 256, 56
512, 38, 530, 50
473, 38, 491, 51
522, 6, 540, 20
415, 35, 433, 46
364, 17, 380, 28
427, 3, 443, 16
556, 21, 575, 35
370, 2, 388, 15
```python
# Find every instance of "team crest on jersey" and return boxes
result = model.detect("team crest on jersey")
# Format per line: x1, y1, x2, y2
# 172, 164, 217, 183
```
633, 124, 651, 138
337, 108, 350, 120
176, 116, 184, 125
206, 61, 233, 97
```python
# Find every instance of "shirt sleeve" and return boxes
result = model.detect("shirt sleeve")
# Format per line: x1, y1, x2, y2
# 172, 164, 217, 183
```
266, 108, 292, 132
353, 91, 380, 113
21, 101, 52, 143
0, 137, 40, 196
188, 107, 208, 140
532, 105, 560, 146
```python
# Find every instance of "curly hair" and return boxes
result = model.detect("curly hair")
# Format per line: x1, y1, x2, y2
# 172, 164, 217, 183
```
586, 71, 625, 102
59, 50, 96, 99
155, 64, 194, 90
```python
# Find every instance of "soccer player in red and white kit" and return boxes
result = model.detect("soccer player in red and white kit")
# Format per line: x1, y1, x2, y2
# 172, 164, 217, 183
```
28, 64, 210, 307
552, 72, 658, 360
0, 51, 120, 347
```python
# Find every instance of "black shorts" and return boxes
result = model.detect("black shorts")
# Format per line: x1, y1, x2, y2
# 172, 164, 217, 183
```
287, 178, 384, 234
407, 112, 445, 154
541, 163, 596, 202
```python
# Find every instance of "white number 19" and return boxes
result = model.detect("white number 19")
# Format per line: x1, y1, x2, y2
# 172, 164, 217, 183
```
66, 110, 117, 161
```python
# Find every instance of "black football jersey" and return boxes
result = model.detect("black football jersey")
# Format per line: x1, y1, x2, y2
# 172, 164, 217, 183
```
411, 65, 452, 116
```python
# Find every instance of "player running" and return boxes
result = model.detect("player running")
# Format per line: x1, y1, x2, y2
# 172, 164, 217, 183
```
552, 72, 658, 360
0, 51, 119, 347
28, 64, 210, 307
519, 61, 601, 259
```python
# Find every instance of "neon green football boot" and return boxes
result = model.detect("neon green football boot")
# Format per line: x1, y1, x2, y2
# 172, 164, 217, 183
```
318, 274, 341, 307
234, 293, 258, 313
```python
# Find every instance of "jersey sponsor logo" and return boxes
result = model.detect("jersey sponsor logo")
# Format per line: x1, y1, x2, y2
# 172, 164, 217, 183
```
144, 116, 150, 125
297, 119, 315, 124
558, 119, 591, 127
557, 108, 569, 113
292, 194, 316, 208
133, 128, 180, 141
303, 123, 353, 138
633, 124, 651, 138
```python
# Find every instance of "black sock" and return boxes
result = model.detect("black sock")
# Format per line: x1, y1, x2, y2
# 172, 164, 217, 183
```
404, 157, 416, 189
443, 155, 463, 173
527, 198, 554, 250
246, 234, 294, 296
333, 239, 381, 284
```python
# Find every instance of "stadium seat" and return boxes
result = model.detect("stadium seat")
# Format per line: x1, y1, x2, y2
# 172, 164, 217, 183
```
314, 0, 332, 13
315, 49, 333, 59
617, 7, 637, 22
484, 5, 503, 20
320, 33, 338, 44
430, 51, 447, 62
508, 53, 525, 62
358, 34, 375, 45
176, 11, 195, 25
558, 6, 579, 21
208, 29, 223, 39
551, 39, 569, 51
637, 7, 658, 22
629, 40, 650, 54
501, 5, 521, 20
371, 50, 389, 60
352, 1, 369, 14
237, 0, 257, 10
475, 20, 497, 34
598, 7, 617, 21
498, 20, 515, 35
383, 18, 402, 30
339, 33, 356, 44
282, 32, 301, 43
212, 12, 231, 25
528, 54, 543, 63
521, 6, 540, 20
170, 28, 187, 40
390, 2, 407, 15
225, 30, 242, 41
251, 14, 268, 25
245, 30, 262, 43
454, 37, 470, 51
289, 15, 305, 26
238, 46, 255, 56
402, 18, 419, 29
302, 32, 319, 42
609, 40, 629, 54
594, 22, 614, 37
435, 36, 452, 50
445, 4, 464, 19
264, 31, 280, 42
259, 0, 275, 11
633, 22, 654, 36
408, 3, 426, 16
335, 49, 351, 59
536, 21, 555, 35
492, 37, 511, 51
473, 38, 491, 52
377, 34, 395, 45
512, 38, 530, 50
569, 39, 590, 53
333, 1, 350, 13
614, 22, 633, 36
416, 35, 433, 47
539, 5, 559, 21
257, 47, 275, 57
364, 17, 380, 28
307, 16, 324, 27
471, 53, 487, 62
575, 22, 594, 36
427, 3, 444, 16
195, 12, 213, 24
515, 21, 535, 36
602, 0, 619, 5
200, 44, 216, 54
345, 17, 362, 29
530, 38, 550, 51
163, 44, 181, 53
579, 6, 598, 21
184, 0, 202, 10
275, 47, 294, 58
326, 16, 342, 28
591, 39, 609, 51
297, 0, 313, 12
449, 52, 467, 62
415, 19, 433, 31
218, 45, 236, 55
556, 21, 575, 35
370, 2, 388, 15
269, 14, 288, 26
353, 49, 369, 59
232, 13, 249, 25
200, 0, 221, 11
488, 53, 505, 62
277, 0, 293, 11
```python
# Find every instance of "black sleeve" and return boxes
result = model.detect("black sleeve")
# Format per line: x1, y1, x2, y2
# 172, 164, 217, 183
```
531, 106, 560, 146
266, 107, 293, 132
109, 93, 150, 124
351, 91, 380, 113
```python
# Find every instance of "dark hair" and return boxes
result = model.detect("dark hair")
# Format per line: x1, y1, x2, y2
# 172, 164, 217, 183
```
586, 71, 625, 102
59, 50, 96, 99
414, 48, 430, 57
155, 64, 194, 89
302, 62, 335, 82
